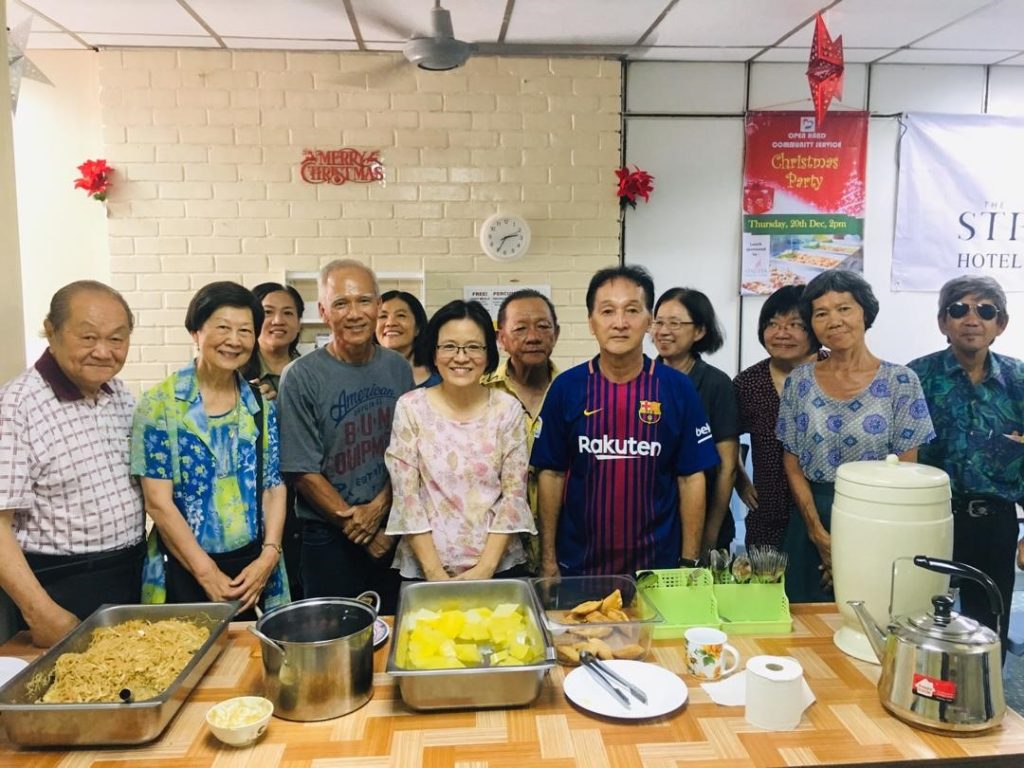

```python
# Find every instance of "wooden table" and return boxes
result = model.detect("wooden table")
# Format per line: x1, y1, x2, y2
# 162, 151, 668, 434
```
2, 604, 1024, 767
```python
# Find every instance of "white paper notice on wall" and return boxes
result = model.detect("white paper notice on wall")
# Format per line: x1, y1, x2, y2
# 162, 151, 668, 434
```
463, 285, 551, 324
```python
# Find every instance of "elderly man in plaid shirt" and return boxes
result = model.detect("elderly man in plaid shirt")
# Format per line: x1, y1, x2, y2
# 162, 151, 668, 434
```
0, 281, 145, 647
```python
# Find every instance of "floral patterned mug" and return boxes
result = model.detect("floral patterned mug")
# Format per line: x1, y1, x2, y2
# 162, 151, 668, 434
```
684, 627, 740, 680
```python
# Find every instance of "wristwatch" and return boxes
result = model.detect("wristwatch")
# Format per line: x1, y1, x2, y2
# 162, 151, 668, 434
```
679, 557, 700, 568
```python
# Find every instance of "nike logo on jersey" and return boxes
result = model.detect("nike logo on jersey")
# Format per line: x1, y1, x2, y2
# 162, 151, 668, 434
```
583, 408, 603, 417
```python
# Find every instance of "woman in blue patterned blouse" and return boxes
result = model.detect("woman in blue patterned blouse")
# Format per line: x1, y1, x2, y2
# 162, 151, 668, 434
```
131, 282, 289, 618
776, 271, 934, 603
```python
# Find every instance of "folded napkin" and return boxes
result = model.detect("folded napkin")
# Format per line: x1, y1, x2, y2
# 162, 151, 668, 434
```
700, 670, 748, 706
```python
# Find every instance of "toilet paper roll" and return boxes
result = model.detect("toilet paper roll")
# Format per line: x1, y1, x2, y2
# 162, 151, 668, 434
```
744, 655, 814, 731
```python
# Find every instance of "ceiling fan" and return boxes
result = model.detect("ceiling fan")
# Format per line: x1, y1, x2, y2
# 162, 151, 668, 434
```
359, 0, 653, 72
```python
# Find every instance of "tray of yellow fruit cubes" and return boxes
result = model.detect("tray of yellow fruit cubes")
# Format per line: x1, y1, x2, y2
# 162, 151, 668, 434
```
386, 579, 556, 711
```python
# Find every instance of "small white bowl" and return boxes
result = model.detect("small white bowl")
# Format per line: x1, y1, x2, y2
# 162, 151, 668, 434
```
206, 696, 273, 747
0, 657, 29, 688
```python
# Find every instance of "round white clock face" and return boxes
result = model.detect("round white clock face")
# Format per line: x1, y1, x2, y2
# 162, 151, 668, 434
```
480, 214, 531, 261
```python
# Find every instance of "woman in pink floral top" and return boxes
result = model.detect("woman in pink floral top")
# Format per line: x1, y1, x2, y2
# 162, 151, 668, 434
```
385, 300, 535, 580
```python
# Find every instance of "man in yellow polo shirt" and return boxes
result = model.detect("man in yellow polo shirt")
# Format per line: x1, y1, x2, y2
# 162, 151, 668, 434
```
481, 289, 560, 575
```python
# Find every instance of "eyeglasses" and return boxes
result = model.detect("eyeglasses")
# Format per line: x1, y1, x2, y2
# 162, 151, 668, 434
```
946, 302, 1000, 321
436, 343, 487, 358
765, 320, 807, 333
651, 319, 696, 332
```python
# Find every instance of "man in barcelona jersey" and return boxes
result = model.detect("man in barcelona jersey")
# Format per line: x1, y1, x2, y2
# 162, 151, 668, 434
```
531, 265, 719, 577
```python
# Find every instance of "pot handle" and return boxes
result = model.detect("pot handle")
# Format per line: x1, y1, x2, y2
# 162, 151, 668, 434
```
248, 626, 287, 660
356, 590, 381, 616
912, 555, 1003, 623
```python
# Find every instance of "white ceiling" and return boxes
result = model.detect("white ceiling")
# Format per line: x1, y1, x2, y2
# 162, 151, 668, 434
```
7, 0, 1024, 66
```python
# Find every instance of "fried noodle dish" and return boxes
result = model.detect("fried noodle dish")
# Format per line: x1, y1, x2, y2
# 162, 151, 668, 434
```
35, 619, 209, 703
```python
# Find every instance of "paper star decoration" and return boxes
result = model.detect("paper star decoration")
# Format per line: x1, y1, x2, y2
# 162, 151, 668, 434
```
7, 18, 53, 114
806, 13, 844, 127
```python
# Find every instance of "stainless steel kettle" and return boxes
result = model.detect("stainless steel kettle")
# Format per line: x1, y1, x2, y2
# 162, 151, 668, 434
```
849, 555, 1005, 734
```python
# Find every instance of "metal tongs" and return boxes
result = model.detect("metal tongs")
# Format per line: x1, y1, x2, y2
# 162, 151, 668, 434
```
578, 651, 648, 707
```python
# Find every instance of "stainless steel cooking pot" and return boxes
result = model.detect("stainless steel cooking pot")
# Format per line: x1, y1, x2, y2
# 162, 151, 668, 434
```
250, 592, 379, 721
849, 556, 1005, 734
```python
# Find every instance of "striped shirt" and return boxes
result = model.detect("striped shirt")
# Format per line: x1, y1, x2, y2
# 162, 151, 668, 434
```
0, 350, 144, 555
530, 356, 719, 575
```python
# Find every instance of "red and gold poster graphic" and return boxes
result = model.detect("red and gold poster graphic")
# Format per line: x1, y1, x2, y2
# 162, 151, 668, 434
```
300, 148, 384, 185
741, 112, 868, 296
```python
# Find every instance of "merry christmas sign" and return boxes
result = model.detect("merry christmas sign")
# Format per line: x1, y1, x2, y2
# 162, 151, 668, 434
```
300, 148, 384, 185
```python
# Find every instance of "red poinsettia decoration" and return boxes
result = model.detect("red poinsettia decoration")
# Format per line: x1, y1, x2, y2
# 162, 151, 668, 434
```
615, 165, 655, 209
74, 159, 112, 202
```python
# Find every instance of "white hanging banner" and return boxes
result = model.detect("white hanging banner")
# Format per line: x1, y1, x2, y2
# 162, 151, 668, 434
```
893, 113, 1024, 292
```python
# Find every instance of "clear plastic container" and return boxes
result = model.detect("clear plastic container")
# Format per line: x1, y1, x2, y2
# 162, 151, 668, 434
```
531, 574, 663, 665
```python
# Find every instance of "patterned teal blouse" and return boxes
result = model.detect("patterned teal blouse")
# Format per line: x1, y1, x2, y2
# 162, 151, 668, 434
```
131, 362, 289, 607
909, 348, 1024, 502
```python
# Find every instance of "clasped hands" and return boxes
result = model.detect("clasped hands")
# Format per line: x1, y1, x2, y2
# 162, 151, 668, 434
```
196, 547, 279, 612
332, 499, 392, 558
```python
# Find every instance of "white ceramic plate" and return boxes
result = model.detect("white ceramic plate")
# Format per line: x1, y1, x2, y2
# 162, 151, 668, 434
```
0, 657, 28, 688
563, 660, 688, 720
373, 618, 390, 649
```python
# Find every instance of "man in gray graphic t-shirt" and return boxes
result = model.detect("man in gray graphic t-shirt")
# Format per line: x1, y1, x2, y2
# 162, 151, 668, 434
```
279, 260, 413, 612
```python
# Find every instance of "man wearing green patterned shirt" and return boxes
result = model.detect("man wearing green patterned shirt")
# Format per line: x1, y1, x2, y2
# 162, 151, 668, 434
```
909, 276, 1024, 659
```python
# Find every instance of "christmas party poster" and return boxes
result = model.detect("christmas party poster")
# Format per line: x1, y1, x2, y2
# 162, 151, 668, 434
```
740, 111, 868, 296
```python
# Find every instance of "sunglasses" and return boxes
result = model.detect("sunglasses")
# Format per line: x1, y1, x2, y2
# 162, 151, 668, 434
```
946, 302, 1000, 321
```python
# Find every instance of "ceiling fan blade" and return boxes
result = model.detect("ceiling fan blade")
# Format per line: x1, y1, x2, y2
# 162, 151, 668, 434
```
328, 54, 408, 87
366, 57, 416, 88
475, 42, 650, 57
356, 6, 422, 40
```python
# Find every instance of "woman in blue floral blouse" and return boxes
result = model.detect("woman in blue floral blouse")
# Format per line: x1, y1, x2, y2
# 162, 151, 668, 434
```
131, 282, 289, 617
776, 271, 934, 603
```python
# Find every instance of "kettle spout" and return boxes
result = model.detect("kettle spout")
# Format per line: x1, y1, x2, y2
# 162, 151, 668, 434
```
848, 600, 886, 662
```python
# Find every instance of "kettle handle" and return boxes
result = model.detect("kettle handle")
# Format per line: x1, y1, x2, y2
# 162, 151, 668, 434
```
912, 555, 1003, 624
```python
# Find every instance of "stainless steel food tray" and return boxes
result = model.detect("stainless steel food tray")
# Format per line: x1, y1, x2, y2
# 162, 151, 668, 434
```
386, 579, 555, 711
0, 601, 237, 746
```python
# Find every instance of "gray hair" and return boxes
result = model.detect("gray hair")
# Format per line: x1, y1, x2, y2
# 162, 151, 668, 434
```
45, 280, 134, 333
319, 259, 379, 297
937, 275, 1009, 323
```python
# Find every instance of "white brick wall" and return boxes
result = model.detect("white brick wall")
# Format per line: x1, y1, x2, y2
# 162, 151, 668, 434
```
99, 50, 622, 390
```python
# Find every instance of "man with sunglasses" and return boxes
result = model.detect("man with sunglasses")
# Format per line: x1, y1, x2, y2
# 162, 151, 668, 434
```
909, 276, 1024, 659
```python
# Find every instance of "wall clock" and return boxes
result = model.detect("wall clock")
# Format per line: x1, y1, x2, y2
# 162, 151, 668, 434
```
480, 213, 531, 261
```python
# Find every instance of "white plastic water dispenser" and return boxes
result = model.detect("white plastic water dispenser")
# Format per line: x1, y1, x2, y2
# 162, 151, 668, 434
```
831, 455, 953, 664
